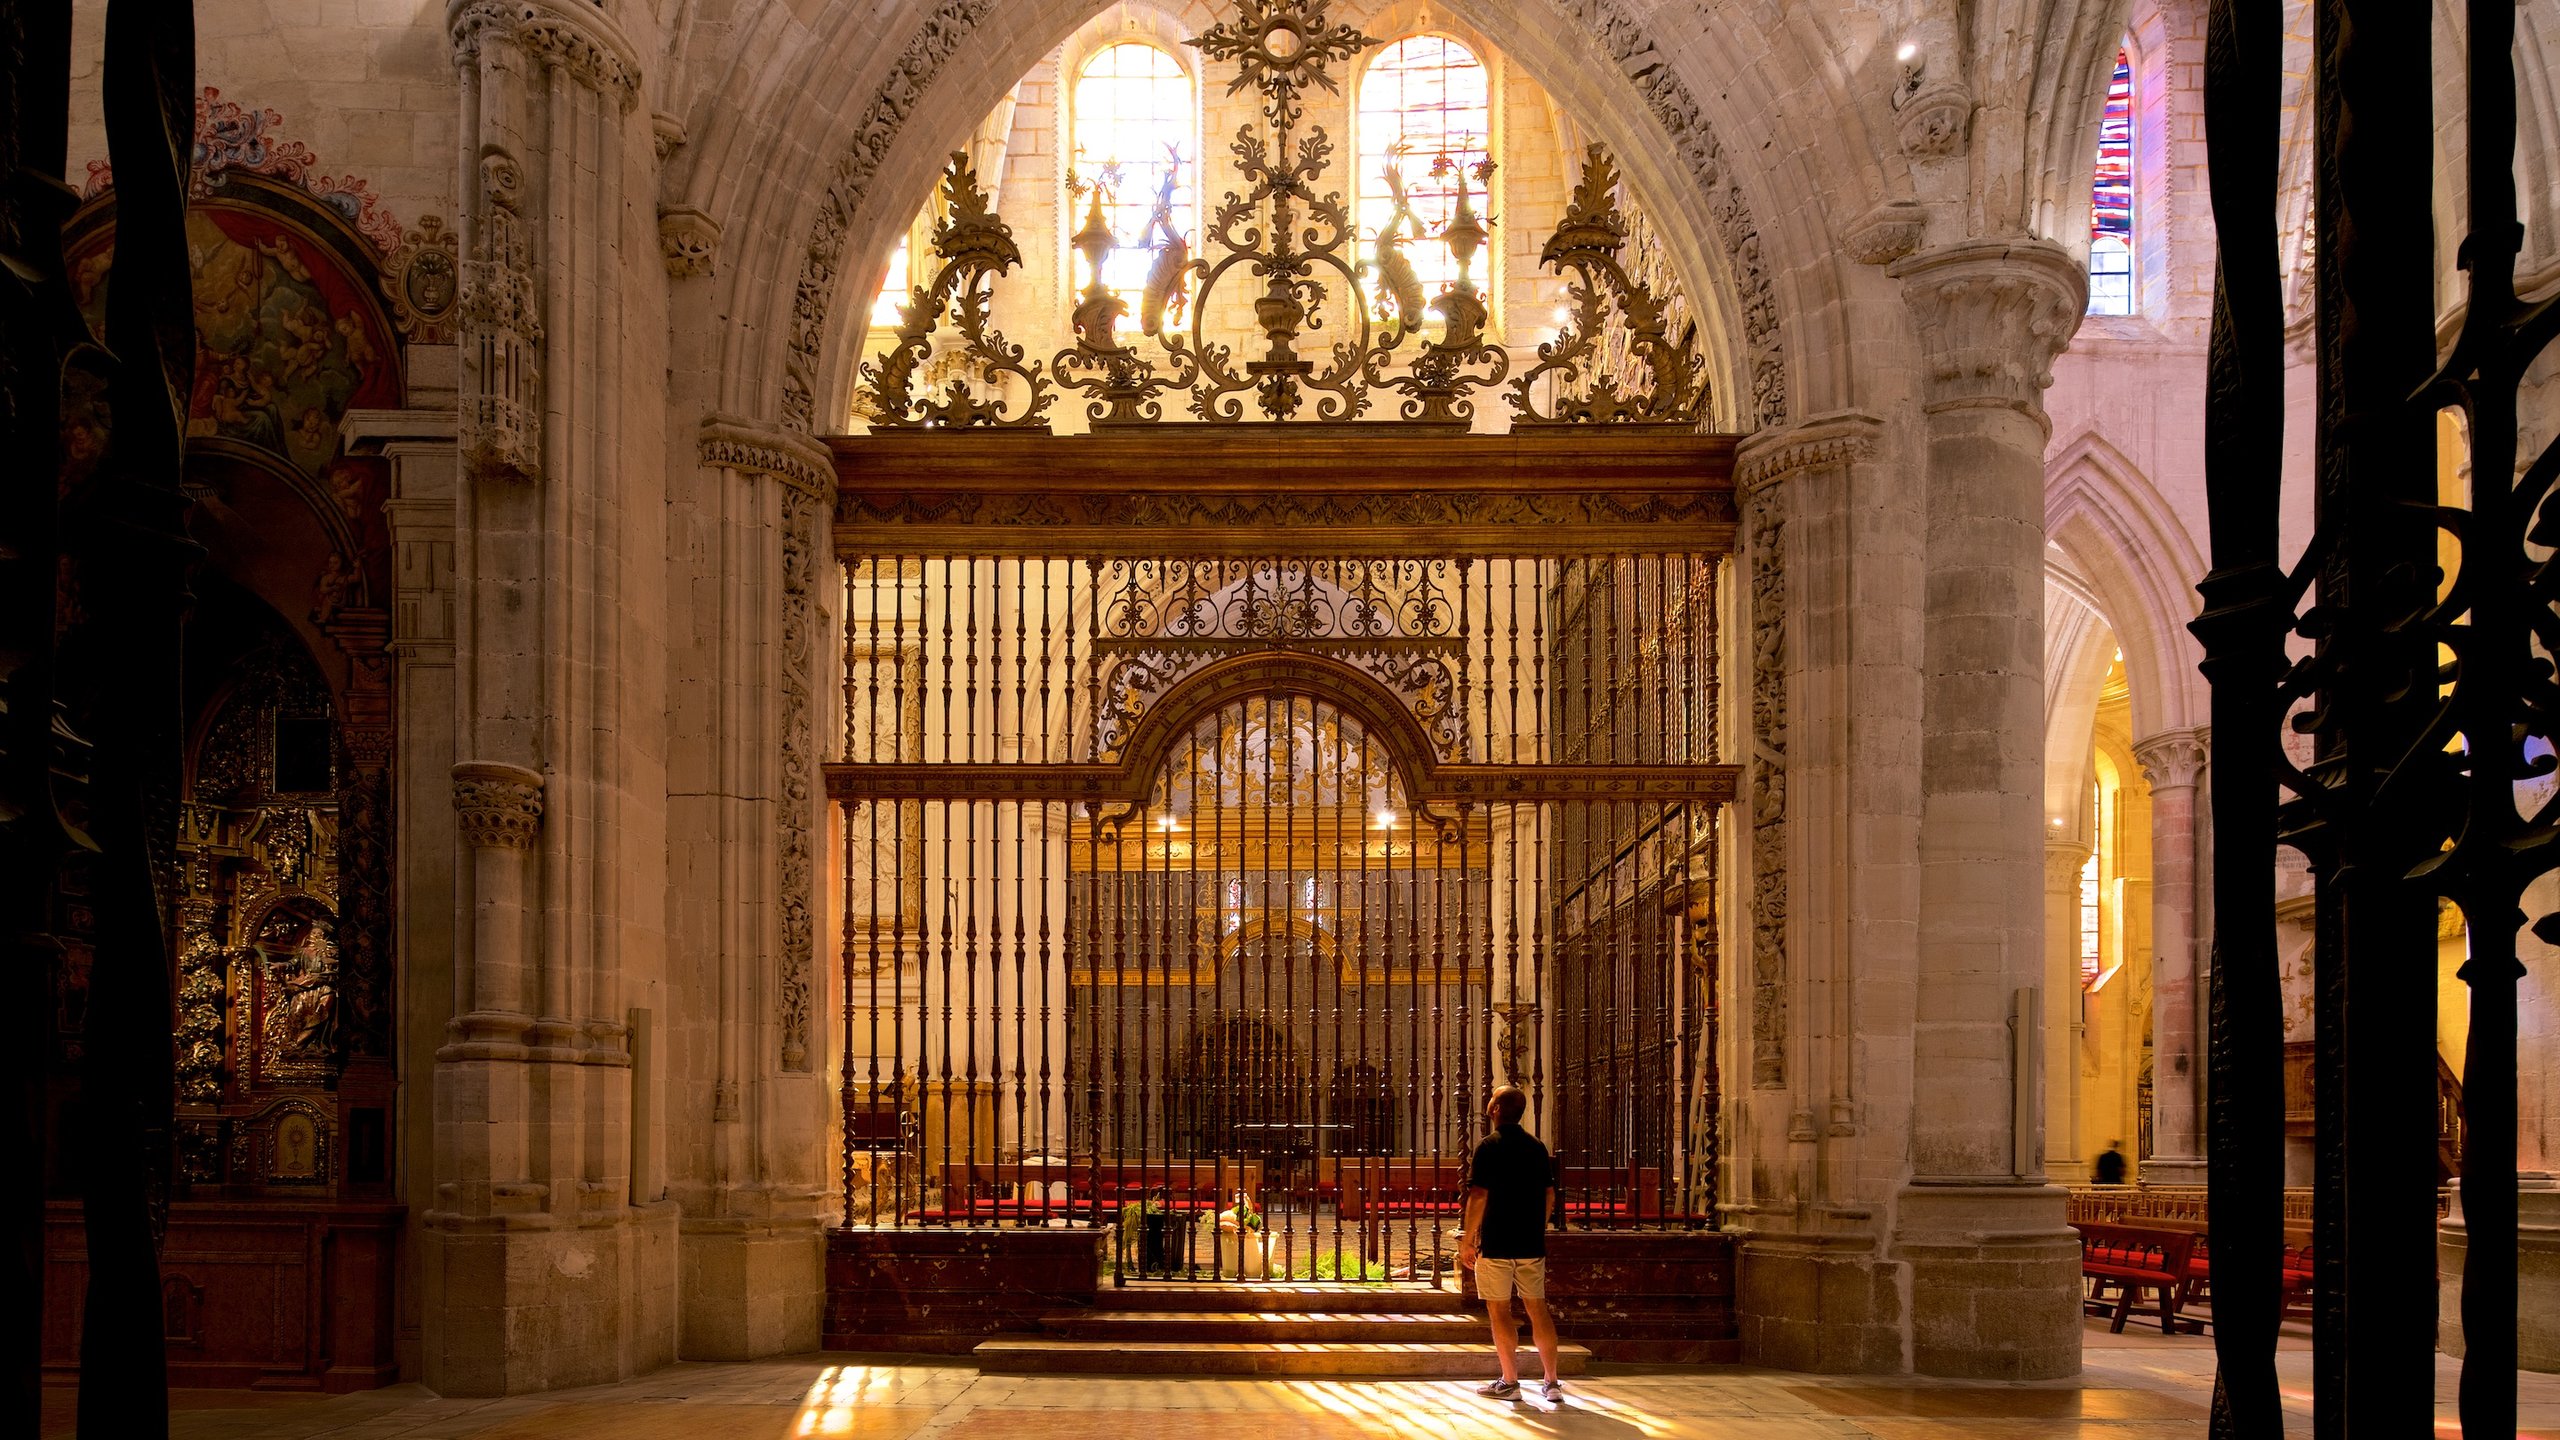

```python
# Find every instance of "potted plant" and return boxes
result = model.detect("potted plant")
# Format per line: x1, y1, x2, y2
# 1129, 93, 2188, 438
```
1122, 1191, 1182, 1277
1200, 1190, 1267, 1279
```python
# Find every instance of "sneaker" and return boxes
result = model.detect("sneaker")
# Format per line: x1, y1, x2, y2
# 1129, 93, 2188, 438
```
1541, 1380, 1564, 1403
1476, 1379, 1520, 1399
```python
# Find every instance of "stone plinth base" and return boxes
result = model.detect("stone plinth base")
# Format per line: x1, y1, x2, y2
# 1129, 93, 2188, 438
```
1736, 1229, 1907, 1374
43, 1199, 405, 1392
2440, 1180, 2560, 1372
1894, 1183, 2082, 1380
680, 1216, 825, 1359
825, 1226, 1107, 1353
1457, 1229, 1739, 1362
419, 1200, 679, 1395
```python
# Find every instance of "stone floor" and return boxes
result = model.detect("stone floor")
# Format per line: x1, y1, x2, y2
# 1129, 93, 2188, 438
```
39, 1321, 2560, 1438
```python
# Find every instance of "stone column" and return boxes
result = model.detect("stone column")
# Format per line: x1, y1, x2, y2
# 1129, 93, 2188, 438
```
1884, 237, 2086, 1380
2044, 841, 2092, 1181
346, 402, 461, 1374
2132, 730, 2208, 1184
1727, 411, 1909, 1378
426, 0, 677, 1395
670, 414, 835, 1360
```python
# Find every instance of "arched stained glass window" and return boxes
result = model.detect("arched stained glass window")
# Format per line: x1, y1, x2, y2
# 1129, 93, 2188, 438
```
2087, 47, 2135, 316
1356, 35, 1492, 307
1070, 41, 1195, 311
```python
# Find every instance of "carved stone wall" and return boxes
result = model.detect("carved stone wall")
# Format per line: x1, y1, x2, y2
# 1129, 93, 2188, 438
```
1741, 480, 1788, 1089
697, 415, 836, 1073
782, 0, 1000, 428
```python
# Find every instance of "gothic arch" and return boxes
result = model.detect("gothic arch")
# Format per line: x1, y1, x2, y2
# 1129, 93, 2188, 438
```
664, 0, 1951, 437
2044, 427, 2207, 740
2042, 567, 2118, 846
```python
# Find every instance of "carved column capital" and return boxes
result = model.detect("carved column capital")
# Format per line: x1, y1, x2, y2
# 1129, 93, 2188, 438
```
452, 760, 544, 850
659, 205, 720, 279
1734, 410, 1886, 496
698, 412, 835, 500
1888, 239, 2086, 417
2132, 728, 2210, 792
2046, 840, 2093, 889
449, 0, 643, 111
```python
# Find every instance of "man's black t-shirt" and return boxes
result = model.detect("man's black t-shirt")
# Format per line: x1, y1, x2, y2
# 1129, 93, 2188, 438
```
1467, 1123, 1552, 1260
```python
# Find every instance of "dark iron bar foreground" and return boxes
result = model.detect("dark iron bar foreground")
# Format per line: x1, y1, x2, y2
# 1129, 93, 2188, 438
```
2199, 0, 2543, 1434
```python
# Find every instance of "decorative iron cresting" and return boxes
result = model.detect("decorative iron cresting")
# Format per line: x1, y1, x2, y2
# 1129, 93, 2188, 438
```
854, 0, 1707, 430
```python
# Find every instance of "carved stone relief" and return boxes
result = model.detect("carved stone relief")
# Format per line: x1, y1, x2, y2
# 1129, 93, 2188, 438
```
781, 0, 1001, 428
1742, 480, 1788, 1089
457, 152, 543, 481
1540, 0, 1790, 424
1731, 415, 1881, 1095
777, 481, 823, 1071
659, 205, 721, 279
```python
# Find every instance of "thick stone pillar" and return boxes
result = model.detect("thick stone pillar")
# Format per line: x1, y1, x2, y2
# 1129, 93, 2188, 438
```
423, 0, 677, 1394
1884, 237, 2085, 1380
669, 414, 836, 1360
1727, 411, 1912, 1377
2044, 842, 2091, 1181
2132, 730, 2208, 1184
345, 401, 461, 1376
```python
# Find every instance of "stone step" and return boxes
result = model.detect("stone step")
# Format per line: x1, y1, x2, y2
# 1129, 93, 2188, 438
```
1104, 1282, 1469, 1314
973, 1337, 1592, 1377
1048, 1310, 1495, 1343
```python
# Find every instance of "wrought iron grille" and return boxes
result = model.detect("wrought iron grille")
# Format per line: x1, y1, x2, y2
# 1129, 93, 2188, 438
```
830, 540, 1732, 1285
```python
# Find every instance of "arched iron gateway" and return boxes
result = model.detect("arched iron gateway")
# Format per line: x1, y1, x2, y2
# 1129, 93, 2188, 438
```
823, 0, 1738, 1287
826, 430, 1739, 1284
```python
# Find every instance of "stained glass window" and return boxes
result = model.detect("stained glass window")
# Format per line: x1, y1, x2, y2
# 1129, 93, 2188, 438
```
869, 233, 911, 330
1356, 35, 1492, 309
2079, 851, 2102, 988
2087, 47, 2135, 316
1070, 41, 1195, 312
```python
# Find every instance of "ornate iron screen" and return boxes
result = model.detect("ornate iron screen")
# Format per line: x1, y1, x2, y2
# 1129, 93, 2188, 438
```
826, 437, 1737, 1285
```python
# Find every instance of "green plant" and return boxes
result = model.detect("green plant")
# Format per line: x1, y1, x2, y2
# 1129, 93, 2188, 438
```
1283, 1248, 1390, 1282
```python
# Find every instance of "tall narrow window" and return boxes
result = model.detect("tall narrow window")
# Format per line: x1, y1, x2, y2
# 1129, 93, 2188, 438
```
1070, 41, 1194, 310
1356, 35, 1492, 306
869, 233, 912, 330
2087, 47, 2135, 316
2079, 852, 2102, 988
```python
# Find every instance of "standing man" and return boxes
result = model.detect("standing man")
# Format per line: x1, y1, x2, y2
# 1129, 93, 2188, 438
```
2094, 1139, 2129, 1187
1459, 1084, 1562, 1403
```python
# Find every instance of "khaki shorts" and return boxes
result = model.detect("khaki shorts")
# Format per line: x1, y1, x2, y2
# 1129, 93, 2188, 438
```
1475, 1256, 1547, 1303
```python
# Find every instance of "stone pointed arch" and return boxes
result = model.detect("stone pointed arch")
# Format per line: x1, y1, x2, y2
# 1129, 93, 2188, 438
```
2044, 427, 2207, 740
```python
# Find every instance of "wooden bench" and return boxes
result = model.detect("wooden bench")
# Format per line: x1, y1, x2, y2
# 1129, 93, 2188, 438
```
2075, 1221, 2201, 1334
2182, 1224, 2316, 1318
